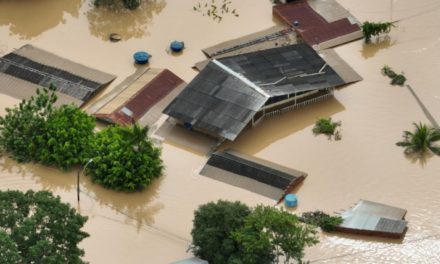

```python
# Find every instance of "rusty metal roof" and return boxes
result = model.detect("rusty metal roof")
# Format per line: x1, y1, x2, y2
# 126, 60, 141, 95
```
94, 68, 184, 127
273, 0, 362, 49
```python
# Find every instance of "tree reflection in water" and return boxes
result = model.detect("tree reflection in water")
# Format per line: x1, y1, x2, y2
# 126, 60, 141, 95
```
0, 0, 82, 39
87, 0, 166, 40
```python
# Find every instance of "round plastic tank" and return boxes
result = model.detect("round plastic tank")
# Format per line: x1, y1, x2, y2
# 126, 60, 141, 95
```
284, 194, 298, 207
133, 51, 151, 64
170, 41, 185, 52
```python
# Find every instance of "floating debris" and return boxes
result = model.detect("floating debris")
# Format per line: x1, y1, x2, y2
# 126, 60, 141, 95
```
193, 0, 239, 22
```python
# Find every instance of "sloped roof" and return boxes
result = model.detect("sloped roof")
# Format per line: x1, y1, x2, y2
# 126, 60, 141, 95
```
218, 44, 345, 96
93, 68, 185, 127
0, 45, 116, 106
273, 0, 362, 49
200, 150, 306, 200
337, 200, 408, 238
163, 60, 269, 141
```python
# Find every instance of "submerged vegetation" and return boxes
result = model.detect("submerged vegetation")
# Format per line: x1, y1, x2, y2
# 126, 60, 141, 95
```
0, 87, 163, 191
313, 117, 342, 140
94, 0, 141, 10
382, 65, 407, 86
396, 122, 440, 156
191, 201, 318, 264
193, 0, 238, 22
86, 124, 163, 192
0, 190, 89, 263
362, 21, 395, 43
300, 211, 343, 232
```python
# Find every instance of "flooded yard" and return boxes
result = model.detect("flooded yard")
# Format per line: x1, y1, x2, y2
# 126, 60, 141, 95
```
1, 0, 440, 263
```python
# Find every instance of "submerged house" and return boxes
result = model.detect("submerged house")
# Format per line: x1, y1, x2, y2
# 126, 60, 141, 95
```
0, 45, 116, 106
273, 0, 363, 50
164, 43, 351, 141
91, 68, 185, 127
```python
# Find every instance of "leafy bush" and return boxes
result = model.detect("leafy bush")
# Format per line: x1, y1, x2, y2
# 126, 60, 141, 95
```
0, 190, 88, 263
233, 206, 319, 264
191, 202, 319, 264
86, 124, 163, 192
94, 0, 140, 9
313, 117, 342, 140
300, 211, 343, 232
37, 105, 95, 170
362, 21, 395, 42
396, 122, 440, 156
190, 200, 251, 264
0, 87, 56, 162
382, 65, 406, 86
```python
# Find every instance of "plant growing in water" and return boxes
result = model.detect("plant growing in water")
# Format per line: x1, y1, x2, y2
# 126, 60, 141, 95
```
300, 211, 343, 232
193, 0, 238, 22
362, 21, 395, 43
396, 122, 440, 156
382, 65, 407, 86
313, 117, 342, 140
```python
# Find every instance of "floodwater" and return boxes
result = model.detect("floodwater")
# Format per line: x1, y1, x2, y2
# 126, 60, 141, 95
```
1, 0, 440, 263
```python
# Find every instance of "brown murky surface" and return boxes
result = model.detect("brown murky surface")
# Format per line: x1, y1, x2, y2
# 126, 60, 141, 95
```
1, 0, 440, 263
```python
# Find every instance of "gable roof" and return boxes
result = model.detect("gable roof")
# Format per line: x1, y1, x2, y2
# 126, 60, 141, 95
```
218, 43, 345, 97
273, 0, 362, 50
0, 45, 116, 106
163, 60, 269, 141
92, 68, 185, 127
200, 150, 307, 200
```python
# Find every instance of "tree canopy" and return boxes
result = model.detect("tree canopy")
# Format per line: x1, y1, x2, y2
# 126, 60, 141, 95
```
86, 124, 163, 192
396, 122, 440, 156
0, 190, 89, 263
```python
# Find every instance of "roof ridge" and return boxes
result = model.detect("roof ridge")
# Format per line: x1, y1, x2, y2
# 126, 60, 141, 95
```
212, 59, 270, 98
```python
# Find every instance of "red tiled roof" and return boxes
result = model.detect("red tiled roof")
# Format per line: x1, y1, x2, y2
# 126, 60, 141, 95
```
95, 69, 184, 125
273, 0, 360, 47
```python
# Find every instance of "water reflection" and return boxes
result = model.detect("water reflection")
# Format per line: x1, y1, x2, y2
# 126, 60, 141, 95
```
223, 98, 346, 155
86, 0, 166, 40
361, 36, 396, 59
0, 0, 82, 39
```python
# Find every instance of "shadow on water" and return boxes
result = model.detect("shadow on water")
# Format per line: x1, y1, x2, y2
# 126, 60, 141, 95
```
86, 0, 166, 41
0, 0, 82, 39
361, 36, 396, 59
223, 97, 346, 155
0, 156, 164, 230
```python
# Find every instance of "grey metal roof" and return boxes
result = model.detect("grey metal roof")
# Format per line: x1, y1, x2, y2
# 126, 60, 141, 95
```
163, 61, 268, 141
218, 44, 345, 96
0, 45, 116, 106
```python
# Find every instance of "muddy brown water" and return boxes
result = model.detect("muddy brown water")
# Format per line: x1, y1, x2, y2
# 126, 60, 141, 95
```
1, 0, 440, 263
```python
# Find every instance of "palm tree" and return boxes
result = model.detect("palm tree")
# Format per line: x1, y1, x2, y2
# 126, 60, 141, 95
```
396, 123, 440, 155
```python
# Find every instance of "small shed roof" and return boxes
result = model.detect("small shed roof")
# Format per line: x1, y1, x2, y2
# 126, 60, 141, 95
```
93, 68, 185, 127
218, 44, 345, 96
200, 150, 307, 201
337, 200, 408, 239
0, 45, 116, 106
163, 60, 269, 141
273, 0, 362, 50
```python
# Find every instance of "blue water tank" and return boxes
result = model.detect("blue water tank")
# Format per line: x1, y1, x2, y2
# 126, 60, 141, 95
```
284, 194, 298, 207
170, 41, 185, 52
133, 51, 151, 64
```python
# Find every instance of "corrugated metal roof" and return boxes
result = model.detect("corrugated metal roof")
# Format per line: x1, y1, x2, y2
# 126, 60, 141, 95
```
0, 45, 116, 106
273, 0, 362, 49
218, 44, 345, 96
94, 68, 184, 126
163, 61, 269, 141
200, 150, 306, 200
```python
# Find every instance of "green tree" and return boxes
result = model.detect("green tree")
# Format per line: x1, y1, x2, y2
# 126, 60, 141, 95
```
0, 190, 89, 263
362, 21, 395, 43
37, 105, 95, 170
396, 122, 440, 156
94, 0, 141, 10
233, 206, 319, 264
300, 211, 343, 232
190, 200, 251, 264
313, 117, 342, 140
0, 86, 57, 162
0, 231, 22, 264
86, 124, 163, 192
